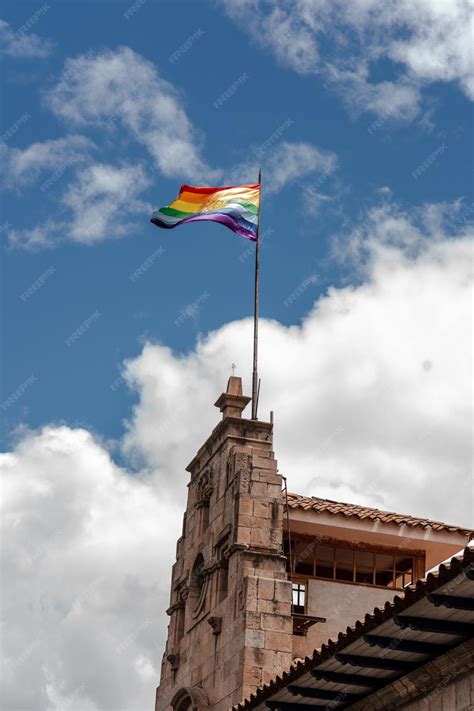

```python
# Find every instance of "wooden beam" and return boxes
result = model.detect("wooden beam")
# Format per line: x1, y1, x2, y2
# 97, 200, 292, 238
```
427, 593, 474, 611
287, 686, 361, 703
394, 616, 474, 636
364, 634, 451, 655
266, 704, 326, 711
310, 670, 383, 687
335, 653, 415, 672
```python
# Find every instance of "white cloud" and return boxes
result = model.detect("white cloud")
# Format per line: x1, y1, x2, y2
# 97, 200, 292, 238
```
9, 163, 152, 249
220, 0, 474, 119
231, 141, 337, 194
220, 0, 319, 76
62, 163, 152, 244
8, 219, 65, 251
1, 426, 181, 711
333, 200, 470, 269
0, 18, 53, 58
385, 0, 474, 100
45, 47, 220, 183
265, 141, 336, 193
302, 189, 334, 217
0, 135, 94, 189
2, 203, 472, 708
337, 73, 422, 122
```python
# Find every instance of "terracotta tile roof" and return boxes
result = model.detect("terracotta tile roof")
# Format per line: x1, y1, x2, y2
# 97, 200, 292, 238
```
287, 492, 473, 535
236, 547, 474, 711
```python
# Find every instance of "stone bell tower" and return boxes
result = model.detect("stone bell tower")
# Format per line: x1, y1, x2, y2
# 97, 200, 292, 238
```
155, 377, 293, 711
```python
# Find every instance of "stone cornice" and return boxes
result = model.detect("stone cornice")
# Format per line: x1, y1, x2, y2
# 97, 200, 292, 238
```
186, 416, 273, 476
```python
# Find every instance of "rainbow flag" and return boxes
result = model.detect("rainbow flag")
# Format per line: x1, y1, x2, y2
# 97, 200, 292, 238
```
150, 183, 260, 241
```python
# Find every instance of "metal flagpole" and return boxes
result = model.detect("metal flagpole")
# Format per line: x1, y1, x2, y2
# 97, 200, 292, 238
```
251, 169, 261, 420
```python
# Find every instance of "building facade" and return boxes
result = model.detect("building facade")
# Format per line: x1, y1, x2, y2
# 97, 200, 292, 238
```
155, 378, 472, 711
237, 548, 474, 711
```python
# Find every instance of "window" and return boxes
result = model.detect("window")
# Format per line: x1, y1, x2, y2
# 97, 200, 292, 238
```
175, 605, 185, 643
292, 582, 306, 615
189, 553, 206, 612
218, 559, 229, 602
285, 534, 416, 590
375, 553, 394, 586
215, 534, 230, 604
394, 556, 414, 588
294, 539, 315, 575
200, 505, 209, 533
335, 547, 354, 582
315, 545, 333, 579
355, 550, 374, 584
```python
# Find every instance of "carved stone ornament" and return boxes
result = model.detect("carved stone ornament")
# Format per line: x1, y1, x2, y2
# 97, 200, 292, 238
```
166, 600, 185, 616
207, 616, 222, 635
167, 653, 180, 671
194, 469, 214, 509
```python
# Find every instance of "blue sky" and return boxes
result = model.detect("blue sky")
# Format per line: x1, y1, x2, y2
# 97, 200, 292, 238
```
1, 2, 473, 710
2, 0, 472, 451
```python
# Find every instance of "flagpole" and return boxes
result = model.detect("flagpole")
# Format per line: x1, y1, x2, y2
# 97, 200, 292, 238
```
251, 169, 261, 420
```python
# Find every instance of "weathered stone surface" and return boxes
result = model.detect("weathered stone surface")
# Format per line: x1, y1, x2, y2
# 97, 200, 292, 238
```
264, 630, 293, 652
155, 381, 290, 711
244, 629, 265, 648
257, 578, 275, 600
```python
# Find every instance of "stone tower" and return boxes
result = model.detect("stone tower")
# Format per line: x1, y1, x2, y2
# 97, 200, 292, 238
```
155, 377, 292, 711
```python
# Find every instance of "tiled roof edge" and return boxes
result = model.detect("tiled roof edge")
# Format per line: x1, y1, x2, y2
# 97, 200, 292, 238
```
286, 493, 473, 536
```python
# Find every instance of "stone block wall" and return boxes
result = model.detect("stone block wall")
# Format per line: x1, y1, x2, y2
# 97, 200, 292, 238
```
155, 391, 293, 711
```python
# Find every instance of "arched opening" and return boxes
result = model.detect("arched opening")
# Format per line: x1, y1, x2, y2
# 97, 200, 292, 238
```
171, 687, 209, 711
175, 604, 185, 643
189, 553, 207, 616
191, 554, 205, 595
172, 690, 193, 711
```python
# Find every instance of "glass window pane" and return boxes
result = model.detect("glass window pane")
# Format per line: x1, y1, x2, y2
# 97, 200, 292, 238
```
396, 556, 413, 573
375, 553, 393, 570
336, 567, 353, 582
356, 568, 374, 584
375, 569, 393, 586
295, 559, 314, 575
292, 583, 306, 613
294, 540, 309, 557
355, 550, 374, 568
316, 561, 333, 578
335, 548, 354, 563
335, 548, 353, 581
316, 546, 334, 579
316, 545, 334, 562
294, 540, 314, 575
